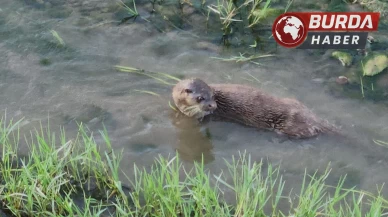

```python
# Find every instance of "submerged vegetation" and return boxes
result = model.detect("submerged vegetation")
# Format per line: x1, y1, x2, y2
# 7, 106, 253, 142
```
49, 30, 65, 47
332, 46, 388, 100
22, 0, 388, 101
118, 0, 139, 18
117, 0, 289, 47
113, 0, 388, 101
332, 51, 353, 67
0, 116, 387, 216
114, 65, 181, 86
362, 53, 388, 77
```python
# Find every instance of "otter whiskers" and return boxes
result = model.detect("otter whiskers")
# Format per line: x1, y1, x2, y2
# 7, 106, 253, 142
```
183, 105, 202, 117
183, 105, 207, 119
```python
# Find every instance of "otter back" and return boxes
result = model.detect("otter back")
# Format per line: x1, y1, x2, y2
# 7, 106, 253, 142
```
209, 84, 338, 139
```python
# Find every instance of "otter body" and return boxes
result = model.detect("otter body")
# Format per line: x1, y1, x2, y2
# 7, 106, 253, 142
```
172, 78, 338, 139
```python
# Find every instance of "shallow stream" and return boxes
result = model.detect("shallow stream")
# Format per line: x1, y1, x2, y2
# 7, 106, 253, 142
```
1, 0, 388, 198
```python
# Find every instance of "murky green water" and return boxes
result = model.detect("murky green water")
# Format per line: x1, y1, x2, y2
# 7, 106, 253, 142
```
1, 0, 388, 197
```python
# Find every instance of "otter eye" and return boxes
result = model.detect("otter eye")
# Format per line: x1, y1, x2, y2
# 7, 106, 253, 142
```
196, 96, 205, 103
184, 89, 193, 94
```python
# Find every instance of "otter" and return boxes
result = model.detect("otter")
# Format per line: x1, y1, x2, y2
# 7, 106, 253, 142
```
172, 78, 339, 139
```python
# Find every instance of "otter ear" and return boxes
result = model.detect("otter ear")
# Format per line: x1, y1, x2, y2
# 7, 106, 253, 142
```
184, 89, 193, 94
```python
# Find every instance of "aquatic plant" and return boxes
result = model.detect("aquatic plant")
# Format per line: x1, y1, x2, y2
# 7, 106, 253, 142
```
207, 0, 242, 45
247, 0, 282, 28
50, 30, 65, 47
361, 52, 388, 76
134, 89, 161, 97
113, 0, 288, 51
205, 0, 287, 46
373, 139, 388, 148
327, 0, 349, 12
211, 52, 275, 65
114, 65, 181, 85
332, 51, 353, 67
118, 0, 139, 19
356, 0, 388, 23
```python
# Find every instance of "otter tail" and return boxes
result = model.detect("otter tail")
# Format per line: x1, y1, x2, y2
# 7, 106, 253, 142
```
318, 119, 344, 137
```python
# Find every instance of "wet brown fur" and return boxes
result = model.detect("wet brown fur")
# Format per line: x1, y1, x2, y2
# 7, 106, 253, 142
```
172, 78, 339, 139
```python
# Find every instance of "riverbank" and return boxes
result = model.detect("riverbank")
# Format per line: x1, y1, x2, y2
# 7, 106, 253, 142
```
0, 117, 387, 216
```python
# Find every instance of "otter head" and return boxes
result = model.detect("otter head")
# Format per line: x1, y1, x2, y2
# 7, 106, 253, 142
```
172, 78, 217, 119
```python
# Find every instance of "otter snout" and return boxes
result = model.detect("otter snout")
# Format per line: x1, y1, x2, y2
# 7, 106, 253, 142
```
202, 101, 217, 113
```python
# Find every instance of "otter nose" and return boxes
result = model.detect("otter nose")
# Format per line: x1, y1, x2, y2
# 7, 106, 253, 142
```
207, 102, 217, 110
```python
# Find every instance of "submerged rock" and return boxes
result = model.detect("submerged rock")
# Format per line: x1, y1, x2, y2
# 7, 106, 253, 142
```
367, 35, 375, 44
336, 76, 349, 85
332, 51, 353, 67
62, 104, 112, 125
361, 52, 388, 76
194, 41, 222, 53
182, 5, 196, 16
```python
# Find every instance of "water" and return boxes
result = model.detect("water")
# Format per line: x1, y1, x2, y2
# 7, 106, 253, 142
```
1, 0, 388, 196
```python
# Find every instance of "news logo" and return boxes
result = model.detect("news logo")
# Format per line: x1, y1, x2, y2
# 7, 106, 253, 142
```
272, 12, 380, 49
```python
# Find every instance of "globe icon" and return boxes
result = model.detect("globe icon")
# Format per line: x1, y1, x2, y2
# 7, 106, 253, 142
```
274, 16, 305, 46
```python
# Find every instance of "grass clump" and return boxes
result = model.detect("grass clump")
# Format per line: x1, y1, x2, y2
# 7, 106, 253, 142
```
0, 116, 388, 216
206, 0, 280, 45
118, 0, 140, 21
0, 117, 130, 216
207, 0, 242, 45
39, 58, 52, 66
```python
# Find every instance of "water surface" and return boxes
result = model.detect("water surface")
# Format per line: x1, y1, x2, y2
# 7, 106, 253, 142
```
1, 0, 388, 197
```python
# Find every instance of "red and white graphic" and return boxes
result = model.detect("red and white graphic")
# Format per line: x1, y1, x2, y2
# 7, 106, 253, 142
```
273, 14, 307, 48
272, 12, 380, 49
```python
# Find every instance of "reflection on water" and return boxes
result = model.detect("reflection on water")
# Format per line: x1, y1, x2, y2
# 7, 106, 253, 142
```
170, 111, 215, 163
1, 0, 388, 196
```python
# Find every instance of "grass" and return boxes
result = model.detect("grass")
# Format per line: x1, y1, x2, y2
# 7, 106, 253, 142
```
114, 65, 181, 112
360, 76, 365, 98
118, 0, 139, 18
119, 0, 287, 47
373, 139, 388, 148
0, 116, 128, 216
211, 52, 275, 65
246, 0, 272, 28
113, 0, 291, 63
204, 0, 292, 44
114, 65, 181, 86
133, 89, 161, 97
206, 0, 280, 45
0, 116, 387, 216
207, 0, 242, 44
50, 30, 65, 47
